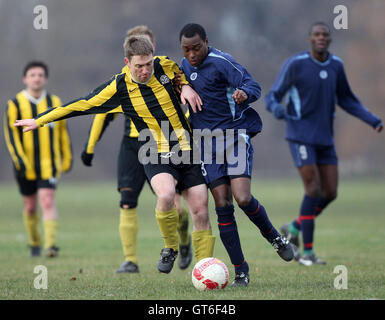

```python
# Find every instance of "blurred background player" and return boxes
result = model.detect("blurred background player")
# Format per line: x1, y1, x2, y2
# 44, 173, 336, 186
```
80, 26, 192, 273
265, 22, 383, 266
179, 23, 293, 287
4, 61, 72, 258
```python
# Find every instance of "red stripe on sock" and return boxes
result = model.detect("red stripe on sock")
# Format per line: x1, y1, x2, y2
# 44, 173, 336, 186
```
304, 243, 313, 248
234, 260, 246, 267
246, 203, 260, 216
296, 217, 302, 225
300, 215, 316, 220
262, 228, 273, 235
218, 222, 234, 226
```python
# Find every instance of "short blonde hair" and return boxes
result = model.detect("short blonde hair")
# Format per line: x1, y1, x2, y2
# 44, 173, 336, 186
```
123, 35, 154, 60
126, 25, 155, 45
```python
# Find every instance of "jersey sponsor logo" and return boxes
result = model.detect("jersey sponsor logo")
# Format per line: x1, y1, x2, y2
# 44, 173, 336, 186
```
319, 70, 328, 79
190, 72, 197, 81
129, 88, 138, 93
159, 74, 170, 85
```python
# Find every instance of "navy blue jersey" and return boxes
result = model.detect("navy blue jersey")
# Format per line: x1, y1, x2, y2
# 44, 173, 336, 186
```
265, 51, 382, 146
181, 47, 262, 135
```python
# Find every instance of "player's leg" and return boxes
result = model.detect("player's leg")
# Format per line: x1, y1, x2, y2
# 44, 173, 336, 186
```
16, 176, 41, 256
228, 133, 293, 262
182, 182, 215, 263
282, 142, 319, 262
37, 182, 59, 258
116, 137, 145, 273
298, 163, 338, 266
232, 177, 294, 262
23, 193, 41, 257
293, 164, 327, 266
150, 171, 179, 273
209, 179, 250, 287
174, 192, 192, 270
316, 154, 339, 217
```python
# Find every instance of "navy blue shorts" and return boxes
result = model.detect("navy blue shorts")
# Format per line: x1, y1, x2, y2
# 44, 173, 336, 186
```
200, 131, 254, 189
288, 141, 338, 168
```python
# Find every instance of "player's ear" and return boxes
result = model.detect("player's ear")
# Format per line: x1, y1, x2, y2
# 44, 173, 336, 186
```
124, 57, 130, 67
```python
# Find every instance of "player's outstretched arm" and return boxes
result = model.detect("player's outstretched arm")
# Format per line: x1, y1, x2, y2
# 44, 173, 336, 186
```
180, 84, 202, 113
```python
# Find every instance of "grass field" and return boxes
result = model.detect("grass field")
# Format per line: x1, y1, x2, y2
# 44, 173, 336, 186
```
0, 178, 384, 300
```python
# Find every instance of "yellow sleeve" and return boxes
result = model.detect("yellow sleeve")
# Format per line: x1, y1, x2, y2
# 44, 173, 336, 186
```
3, 100, 30, 172
52, 96, 72, 173
84, 113, 119, 154
35, 76, 123, 127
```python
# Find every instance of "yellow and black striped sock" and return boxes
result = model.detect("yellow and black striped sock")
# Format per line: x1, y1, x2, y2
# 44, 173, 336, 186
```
43, 219, 58, 249
192, 229, 216, 262
155, 207, 179, 251
177, 207, 190, 246
23, 212, 41, 247
119, 208, 139, 264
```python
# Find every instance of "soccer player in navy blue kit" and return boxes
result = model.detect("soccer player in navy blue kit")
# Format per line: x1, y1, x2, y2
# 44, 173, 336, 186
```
179, 23, 293, 287
266, 22, 383, 266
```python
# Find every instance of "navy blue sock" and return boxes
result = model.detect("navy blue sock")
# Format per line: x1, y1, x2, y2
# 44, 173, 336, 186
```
216, 205, 248, 273
300, 195, 318, 252
315, 197, 332, 217
291, 218, 301, 232
239, 197, 279, 241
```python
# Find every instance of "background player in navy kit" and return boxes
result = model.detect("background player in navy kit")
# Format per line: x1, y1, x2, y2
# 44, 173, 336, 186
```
179, 23, 293, 287
265, 22, 383, 266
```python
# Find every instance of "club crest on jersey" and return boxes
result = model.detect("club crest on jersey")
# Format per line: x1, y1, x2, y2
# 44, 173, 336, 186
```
190, 72, 198, 81
319, 70, 328, 79
159, 74, 170, 85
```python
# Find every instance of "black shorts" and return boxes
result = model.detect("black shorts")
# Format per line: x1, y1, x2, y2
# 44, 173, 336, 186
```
117, 136, 147, 193
15, 175, 57, 196
143, 152, 206, 192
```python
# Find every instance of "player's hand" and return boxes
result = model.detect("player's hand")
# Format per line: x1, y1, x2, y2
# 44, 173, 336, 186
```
375, 124, 383, 133
81, 151, 94, 167
232, 89, 248, 104
273, 104, 287, 120
180, 85, 202, 113
172, 72, 183, 94
14, 119, 38, 132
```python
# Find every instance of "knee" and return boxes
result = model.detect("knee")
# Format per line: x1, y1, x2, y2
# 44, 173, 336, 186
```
157, 190, 176, 209
323, 190, 337, 202
304, 180, 321, 198
120, 189, 139, 209
234, 194, 252, 208
40, 194, 55, 211
24, 205, 37, 215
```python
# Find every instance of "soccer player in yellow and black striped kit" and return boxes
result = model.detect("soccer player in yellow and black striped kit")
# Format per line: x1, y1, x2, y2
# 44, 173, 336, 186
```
80, 26, 192, 274
16, 36, 215, 274
4, 61, 72, 258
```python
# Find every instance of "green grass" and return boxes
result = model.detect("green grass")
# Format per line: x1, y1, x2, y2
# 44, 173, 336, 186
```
0, 178, 384, 300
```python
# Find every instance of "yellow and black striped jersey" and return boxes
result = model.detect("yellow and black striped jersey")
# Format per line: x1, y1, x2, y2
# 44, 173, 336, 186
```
35, 56, 191, 153
4, 91, 72, 180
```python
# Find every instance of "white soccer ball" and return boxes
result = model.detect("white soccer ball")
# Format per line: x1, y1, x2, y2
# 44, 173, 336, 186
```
192, 257, 229, 291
